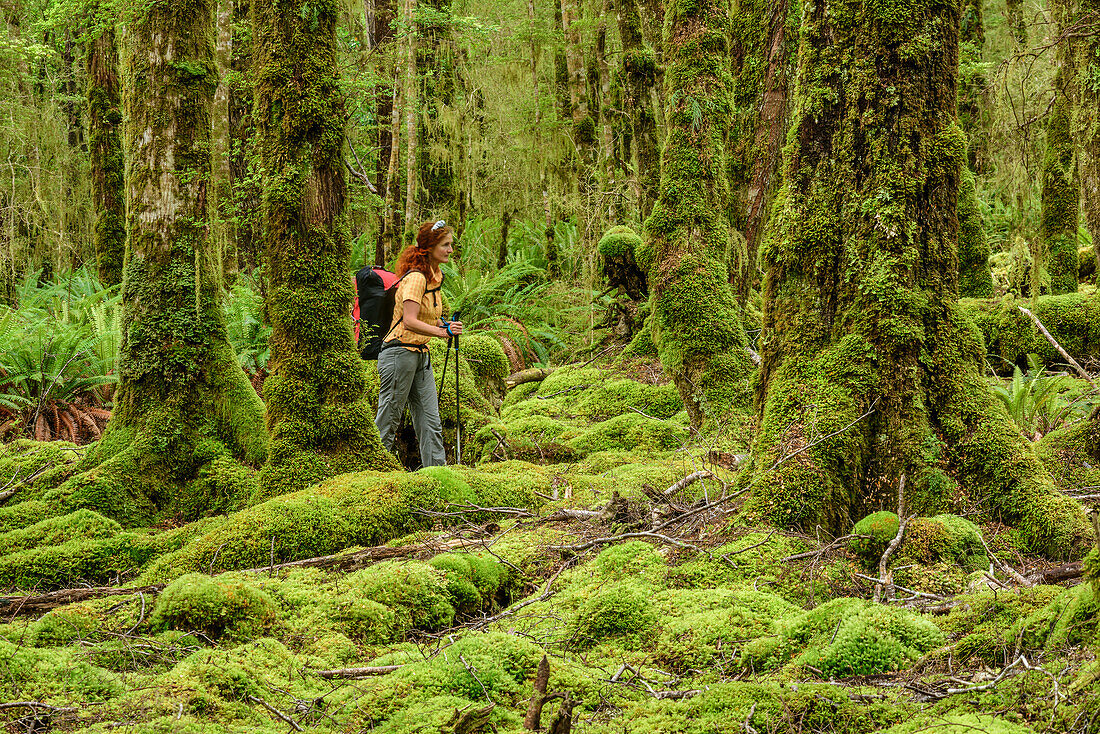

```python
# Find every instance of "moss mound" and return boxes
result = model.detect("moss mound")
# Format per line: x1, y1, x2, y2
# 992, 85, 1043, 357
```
850, 511, 900, 558
150, 573, 278, 640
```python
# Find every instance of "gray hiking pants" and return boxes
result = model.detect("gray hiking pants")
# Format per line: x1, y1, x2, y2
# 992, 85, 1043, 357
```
376, 345, 446, 467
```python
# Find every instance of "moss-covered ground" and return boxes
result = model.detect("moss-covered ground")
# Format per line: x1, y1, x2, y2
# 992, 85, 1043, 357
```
1, 353, 1098, 732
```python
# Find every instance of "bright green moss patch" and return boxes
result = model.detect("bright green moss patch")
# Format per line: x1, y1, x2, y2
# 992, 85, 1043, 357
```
150, 573, 278, 640
0, 508, 120, 554
882, 713, 1038, 734
744, 598, 945, 677
850, 511, 900, 558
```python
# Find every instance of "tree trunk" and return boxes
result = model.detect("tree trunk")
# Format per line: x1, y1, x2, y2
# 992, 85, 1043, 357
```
499, 205, 512, 269
371, 0, 398, 265
401, 0, 418, 241
747, 0, 1087, 557
254, 0, 400, 498
86, 14, 125, 287
958, 167, 993, 297
229, 0, 261, 277
733, 0, 798, 299
382, 71, 402, 262
1041, 94, 1079, 295
63, 0, 268, 526
640, 0, 752, 428
1071, 0, 1100, 279
213, 0, 235, 287
615, 0, 659, 222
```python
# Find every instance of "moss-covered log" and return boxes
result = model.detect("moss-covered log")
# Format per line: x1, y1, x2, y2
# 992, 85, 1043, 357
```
86, 14, 125, 288
47, 0, 270, 527
253, 0, 399, 497
638, 0, 753, 428
961, 292, 1100, 371
746, 0, 1087, 556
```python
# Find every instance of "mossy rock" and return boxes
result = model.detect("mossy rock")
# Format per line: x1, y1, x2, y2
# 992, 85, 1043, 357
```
571, 579, 658, 648
598, 224, 644, 261
0, 439, 83, 500
149, 572, 277, 640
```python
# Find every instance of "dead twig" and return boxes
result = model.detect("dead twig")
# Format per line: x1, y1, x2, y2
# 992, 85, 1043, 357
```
248, 695, 303, 731
781, 534, 872, 562
663, 470, 714, 497
315, 665, 403, 679
550, 531, 705, 555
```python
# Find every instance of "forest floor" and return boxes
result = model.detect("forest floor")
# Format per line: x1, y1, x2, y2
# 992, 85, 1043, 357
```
0, 356, 1097, 734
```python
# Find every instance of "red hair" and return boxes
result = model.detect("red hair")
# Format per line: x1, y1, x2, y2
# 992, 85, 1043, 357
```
395, 220, 453, 276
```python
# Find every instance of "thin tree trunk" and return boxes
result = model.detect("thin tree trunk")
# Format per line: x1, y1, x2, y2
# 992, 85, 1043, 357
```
213, 0, 235, 287
1071, 0, 1100, 279
229, 0, 260, 278
382, 71, 402, 262
499, 206, 512, 269
615, 0, 659, 222
86, 13, 125, 287
372, 0, 398, 265
254, 0, 400, 497
748, 0, 1087, 556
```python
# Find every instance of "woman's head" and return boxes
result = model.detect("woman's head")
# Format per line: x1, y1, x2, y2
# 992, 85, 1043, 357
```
396, 220, 455, 276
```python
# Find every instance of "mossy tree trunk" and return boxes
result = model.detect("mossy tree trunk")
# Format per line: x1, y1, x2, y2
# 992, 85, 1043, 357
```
254, 0, 400, 497
615, 0, 659, 222
86, 12, 124, 287
371, 0, 398, 264
958, 167, 993, 297
213, 0, 235, 286
639, 0, 752, 428
67, 0, 269, 525
1041, 85, 1079, 294
958, 0, 988, 172
229, 0, 261, 277
1071, 0, 1100, 278
746, 0, 1087, 556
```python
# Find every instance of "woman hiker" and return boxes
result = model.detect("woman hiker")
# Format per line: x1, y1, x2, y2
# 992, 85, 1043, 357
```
375, 220, 464, 467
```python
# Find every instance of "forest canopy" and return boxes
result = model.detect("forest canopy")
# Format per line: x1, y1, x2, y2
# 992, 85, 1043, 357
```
0, 0, 1099, 731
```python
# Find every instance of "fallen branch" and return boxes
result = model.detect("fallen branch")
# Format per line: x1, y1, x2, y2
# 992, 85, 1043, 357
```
781, 534, 872, 562
663, 470, 714, 497
873, 475, 908, 603
1025, 560, 1083, 585
1019, 306, 1096, 386
314, 665, 403, 679
248, 695, 303, 731
550, 531, 705, 555
975, 530, 1033, 588
0, 701, 78, 713
854, 573, 945, 601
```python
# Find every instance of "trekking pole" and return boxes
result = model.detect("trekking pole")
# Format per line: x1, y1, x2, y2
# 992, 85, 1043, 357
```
453, 311, 462, 465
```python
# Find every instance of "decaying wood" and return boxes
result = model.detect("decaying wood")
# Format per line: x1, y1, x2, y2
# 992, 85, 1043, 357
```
524, 655, 552, 730
781, 533, 872, 562
547, 693, 577, 734
505, 367, 555, 388
1019, 306, 1096, 386
0, 584, 166, 618
873, 476, 909, 603
975, 530, 1034, 588
445, 703, 495, 734
1025, 560, 1084, 585
315, 665, 403, 679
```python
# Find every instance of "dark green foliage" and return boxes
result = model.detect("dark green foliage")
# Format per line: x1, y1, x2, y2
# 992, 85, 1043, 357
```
961, 293, 1100, 371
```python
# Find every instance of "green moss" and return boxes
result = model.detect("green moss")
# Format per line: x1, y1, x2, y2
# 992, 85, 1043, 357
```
0, 531, 159, 590
0, 639, 124, 703
1018, 582, 1099, 650
570, 579, 658, 648
0, 500, 56, 532
961, 293, 1100, 372
882, 714, 1037, 733
849, 511, 900, 559
29, 605, 104, 646
1041, 96, 1080, 295
458, 333, 510, 381
569, 412, 689, 454
896, 514, 987, 569
0, 508, 120, 554
150, 572, 277, 640
429, 552, 511, 615
744, 598, 944, 677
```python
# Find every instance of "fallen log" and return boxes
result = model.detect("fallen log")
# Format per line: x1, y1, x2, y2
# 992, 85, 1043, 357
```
1025, 560, 1084, 585
315, 665, 403, 679
505, 367, 555, 389
0, 584, 165, 618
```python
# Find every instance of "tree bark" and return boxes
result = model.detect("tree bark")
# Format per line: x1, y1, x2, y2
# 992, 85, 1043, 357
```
213, 0, 235, 287
747, 0, 1087, 557
1071, 0, 1100, 279
371, 0, 398, 265
640, 0, 752, 428
86, 11, 125, 287
402, 0, 418, 241
62, 0, 269, 526
416, 0, 457, 217
254, 0, 400, 498
229, 0, 261, 277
